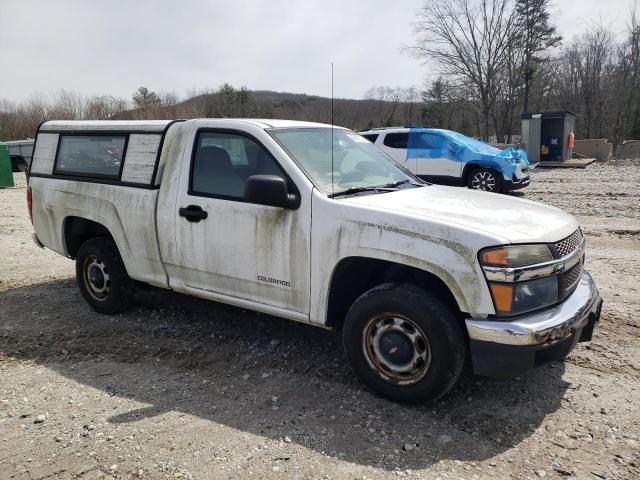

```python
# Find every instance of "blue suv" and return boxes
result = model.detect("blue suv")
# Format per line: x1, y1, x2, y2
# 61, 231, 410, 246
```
359, 127, 531, 193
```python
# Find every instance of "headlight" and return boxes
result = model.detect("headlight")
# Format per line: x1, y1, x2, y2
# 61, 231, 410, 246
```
480, 244, 558, 316
480, 245, 552, 268
487, 276, 559, 315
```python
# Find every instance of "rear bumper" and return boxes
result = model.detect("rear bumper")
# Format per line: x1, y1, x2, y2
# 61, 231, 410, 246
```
465, 271, 602, 378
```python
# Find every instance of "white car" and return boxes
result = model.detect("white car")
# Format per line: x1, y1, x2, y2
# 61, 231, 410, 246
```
27, 119, 601, 402
359, 127, 530, 193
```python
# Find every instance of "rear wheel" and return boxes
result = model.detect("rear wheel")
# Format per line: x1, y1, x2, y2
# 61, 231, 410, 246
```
342, 283, 465, 403
10, 156, 20, 172
76, 237, 134, 314
468, 167, 502, 193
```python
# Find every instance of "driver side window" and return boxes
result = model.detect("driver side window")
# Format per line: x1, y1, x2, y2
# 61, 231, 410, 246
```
190, 131, 288, 200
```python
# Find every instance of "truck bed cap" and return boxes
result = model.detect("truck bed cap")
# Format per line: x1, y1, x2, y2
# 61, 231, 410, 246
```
40, 120, 173, 133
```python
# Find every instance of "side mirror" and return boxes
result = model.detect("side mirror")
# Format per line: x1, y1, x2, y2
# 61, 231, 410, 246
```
244, 175, 299, 209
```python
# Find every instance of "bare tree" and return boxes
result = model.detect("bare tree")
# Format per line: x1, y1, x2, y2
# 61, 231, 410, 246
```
84, 95, 128, 120
617, 5, 640, 141
422, 78, 480, 134
411, 0, 517, 140
0, 91, 131, 141
400, 86, 422, 125
364, 86, 404, 126
492, 35, 526, 142
565, 27, 614, 138
48, 90, 83, 119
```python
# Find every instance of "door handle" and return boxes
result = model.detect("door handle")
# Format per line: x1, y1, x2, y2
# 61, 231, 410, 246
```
179, 205, 208, 222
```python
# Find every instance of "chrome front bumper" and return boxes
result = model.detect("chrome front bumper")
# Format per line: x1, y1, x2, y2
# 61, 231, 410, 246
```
465, 271, 602, 377
466, 271, 600, 346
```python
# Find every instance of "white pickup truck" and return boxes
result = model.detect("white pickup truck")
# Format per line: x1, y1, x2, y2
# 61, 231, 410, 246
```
28, 119, 602, 402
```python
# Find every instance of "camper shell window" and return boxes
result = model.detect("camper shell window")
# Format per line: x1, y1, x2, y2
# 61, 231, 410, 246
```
54, 135, 128, 178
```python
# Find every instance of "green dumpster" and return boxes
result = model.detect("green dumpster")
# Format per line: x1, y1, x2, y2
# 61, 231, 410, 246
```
0, 143, 14, 188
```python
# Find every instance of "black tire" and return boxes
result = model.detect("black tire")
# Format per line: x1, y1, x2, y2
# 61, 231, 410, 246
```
10, 155, 27, 173
75, 237, 134, 314
343, 283, 465, 403
467, 167, 503, 193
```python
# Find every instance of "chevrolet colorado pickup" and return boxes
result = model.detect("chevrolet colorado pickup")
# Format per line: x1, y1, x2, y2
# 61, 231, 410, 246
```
27, 119, 602, 402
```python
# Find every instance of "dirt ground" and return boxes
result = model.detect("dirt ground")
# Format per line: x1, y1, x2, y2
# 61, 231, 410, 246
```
1, 163, 639, 480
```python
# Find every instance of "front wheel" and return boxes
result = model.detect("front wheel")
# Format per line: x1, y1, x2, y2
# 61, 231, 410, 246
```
342, 283, 465, 403
76, 237, 134, 314
467, 167, 503, 193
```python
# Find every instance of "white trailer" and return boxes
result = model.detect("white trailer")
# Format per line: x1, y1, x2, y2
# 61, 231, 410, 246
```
5, 139, 34, 172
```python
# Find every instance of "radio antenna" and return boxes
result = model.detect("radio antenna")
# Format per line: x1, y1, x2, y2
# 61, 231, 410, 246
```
331, 62, 334, 195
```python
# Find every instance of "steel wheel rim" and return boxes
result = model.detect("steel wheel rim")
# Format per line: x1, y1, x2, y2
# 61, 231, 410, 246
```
362, 314, 431, 385
471, 171, 496, 191
83, 255, 110, 301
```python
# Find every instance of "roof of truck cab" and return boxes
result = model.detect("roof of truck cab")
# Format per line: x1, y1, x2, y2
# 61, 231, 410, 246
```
183, 118, 335, 129
237, 119, 333, 129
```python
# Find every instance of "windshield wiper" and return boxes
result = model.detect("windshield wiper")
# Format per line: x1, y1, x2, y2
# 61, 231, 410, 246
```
328, 186, 398, 198
377, 179, 423, 188
328, 179, 426, 198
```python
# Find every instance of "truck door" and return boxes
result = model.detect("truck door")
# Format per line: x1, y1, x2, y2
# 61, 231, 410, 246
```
170, 128, 311, 315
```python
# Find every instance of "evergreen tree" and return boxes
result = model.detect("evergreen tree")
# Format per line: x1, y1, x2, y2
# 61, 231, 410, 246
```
422, 78, 448, 129
132, 87, 161, 118
515, 0, 562, 112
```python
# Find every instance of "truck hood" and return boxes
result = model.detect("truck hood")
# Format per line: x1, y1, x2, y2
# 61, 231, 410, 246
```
341, 185, 578, 244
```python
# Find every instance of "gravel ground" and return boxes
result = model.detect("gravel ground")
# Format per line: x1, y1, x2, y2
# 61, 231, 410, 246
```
1, 162, 639, 480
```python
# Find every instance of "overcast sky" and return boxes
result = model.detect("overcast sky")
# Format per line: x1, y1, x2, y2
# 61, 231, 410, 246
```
0, 0, 633, 103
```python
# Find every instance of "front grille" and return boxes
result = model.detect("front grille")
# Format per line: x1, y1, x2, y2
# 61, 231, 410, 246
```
550, 229, 584, 258
549, 229, 585, 301
556, 252, 584, 302
562, 257, 583, 293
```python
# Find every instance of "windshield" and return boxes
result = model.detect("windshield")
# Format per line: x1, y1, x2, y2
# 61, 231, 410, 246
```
269, 127, 419, 195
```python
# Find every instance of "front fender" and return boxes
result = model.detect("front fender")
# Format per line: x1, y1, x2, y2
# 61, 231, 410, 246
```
459, 147, 523, 181
309, 192, 497, 326
330, 230, 480, 315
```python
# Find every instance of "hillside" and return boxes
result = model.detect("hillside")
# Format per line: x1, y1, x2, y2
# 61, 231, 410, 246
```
173, 88, 424, 131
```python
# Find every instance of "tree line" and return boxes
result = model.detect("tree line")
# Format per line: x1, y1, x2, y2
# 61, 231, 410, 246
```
0, 84, 428, 141
413, 0, 640, 146
0, 85, 257, 141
